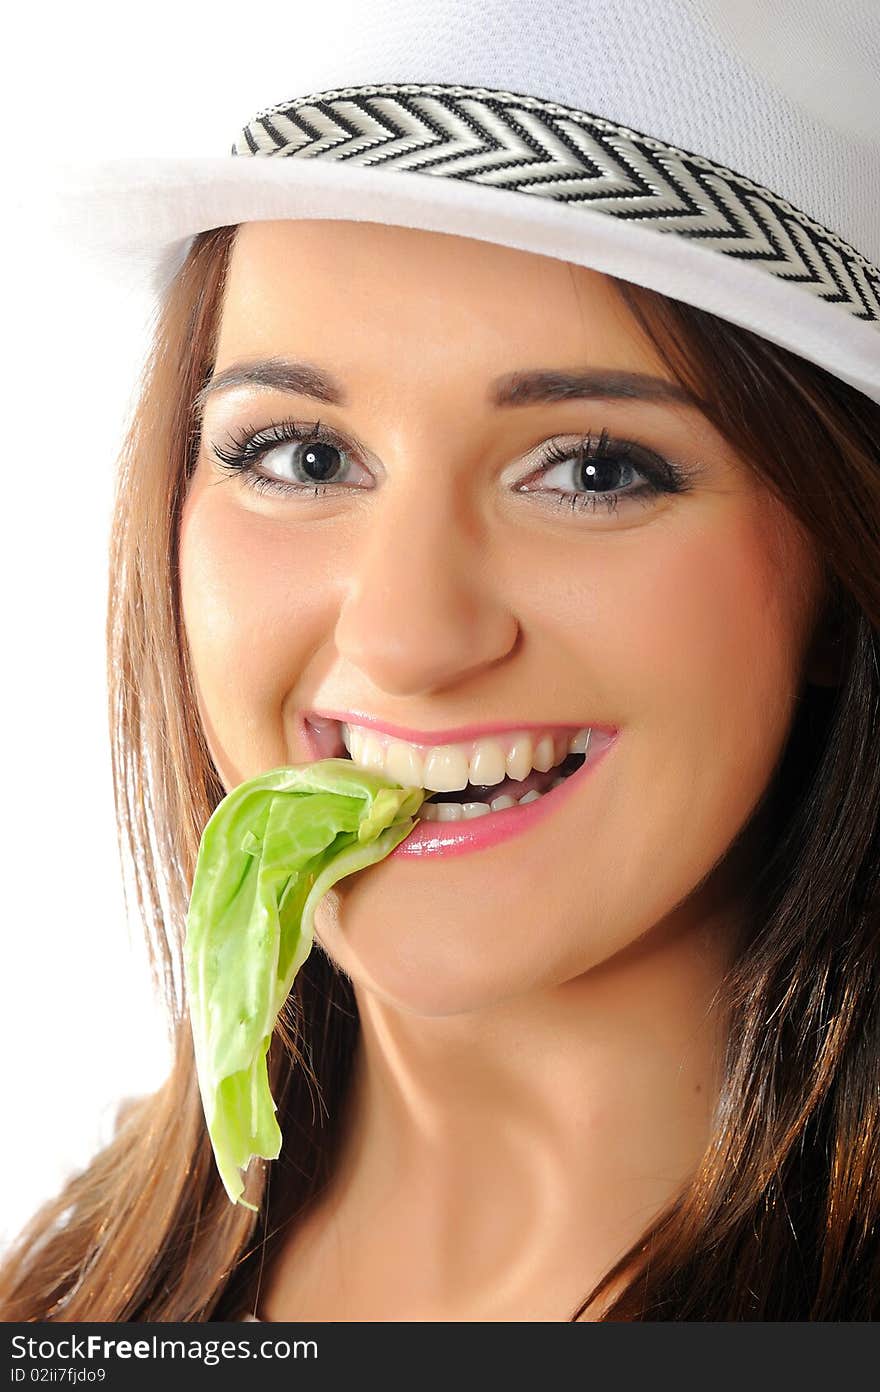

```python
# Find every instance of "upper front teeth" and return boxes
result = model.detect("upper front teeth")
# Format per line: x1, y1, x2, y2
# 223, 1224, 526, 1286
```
341, 724, 592, 791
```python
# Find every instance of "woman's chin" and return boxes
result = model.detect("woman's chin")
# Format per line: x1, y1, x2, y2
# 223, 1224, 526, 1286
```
311, 890, 555, 1019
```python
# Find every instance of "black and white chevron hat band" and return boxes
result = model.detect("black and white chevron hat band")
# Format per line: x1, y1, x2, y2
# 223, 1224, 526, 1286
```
233, 82, 880, 331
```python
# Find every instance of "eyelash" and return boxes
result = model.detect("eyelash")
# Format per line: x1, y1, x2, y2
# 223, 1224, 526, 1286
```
209, 417, 699, 516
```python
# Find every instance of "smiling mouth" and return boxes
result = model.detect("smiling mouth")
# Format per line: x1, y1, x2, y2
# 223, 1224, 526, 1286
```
304, 716, 604, 820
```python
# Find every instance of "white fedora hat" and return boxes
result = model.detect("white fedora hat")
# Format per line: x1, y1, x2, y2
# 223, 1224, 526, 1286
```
44, 0, 880, 406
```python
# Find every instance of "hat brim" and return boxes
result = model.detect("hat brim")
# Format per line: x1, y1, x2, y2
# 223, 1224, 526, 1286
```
40, 153, 880, 409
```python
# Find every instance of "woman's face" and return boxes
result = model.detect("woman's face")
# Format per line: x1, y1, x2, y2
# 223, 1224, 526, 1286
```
180, 219, 824, 1015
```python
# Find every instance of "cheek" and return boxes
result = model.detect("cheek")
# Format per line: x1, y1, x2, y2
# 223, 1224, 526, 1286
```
544, 501, 815, 924
524, 498, 811, 750
620, 503, 812, 756
177, 484, 338, 784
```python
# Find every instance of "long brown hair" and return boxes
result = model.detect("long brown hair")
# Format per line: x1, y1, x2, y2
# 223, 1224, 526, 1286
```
2, 223, 878, 1320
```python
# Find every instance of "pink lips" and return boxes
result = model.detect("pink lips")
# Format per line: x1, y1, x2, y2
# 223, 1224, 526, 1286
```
304, 709, 618, 746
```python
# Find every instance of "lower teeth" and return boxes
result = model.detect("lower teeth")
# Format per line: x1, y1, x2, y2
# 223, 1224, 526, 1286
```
419, 775, 567, 822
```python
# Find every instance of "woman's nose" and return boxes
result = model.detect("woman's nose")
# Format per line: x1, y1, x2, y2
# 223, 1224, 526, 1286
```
333, 483, 520, 697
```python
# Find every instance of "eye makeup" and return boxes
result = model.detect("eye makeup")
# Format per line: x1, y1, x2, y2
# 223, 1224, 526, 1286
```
207, 416, 703, 518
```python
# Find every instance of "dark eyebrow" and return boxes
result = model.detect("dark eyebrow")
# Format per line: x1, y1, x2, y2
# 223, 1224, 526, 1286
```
193, 358, 343, 417
490, 367, 701, 410
193, 357, 703, 417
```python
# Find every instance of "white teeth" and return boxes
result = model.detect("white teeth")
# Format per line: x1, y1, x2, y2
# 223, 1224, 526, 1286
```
419, 777, 572, 821
339, 722, 598, 788
468, 739, 507, 787
421, 789, 543, 821
532, 735, 556, 773
360, 733, 386, 771
568, 728, 592, 754
423, 744, 470, 792
420, 800, 490, 822
384, 740, 425, 787
506, 734, 534, 782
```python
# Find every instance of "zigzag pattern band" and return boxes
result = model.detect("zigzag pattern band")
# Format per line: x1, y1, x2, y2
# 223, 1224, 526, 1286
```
233, 82, 880, 329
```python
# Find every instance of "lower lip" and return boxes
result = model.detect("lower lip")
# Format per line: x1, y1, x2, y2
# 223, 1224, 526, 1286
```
388, 732, 619, 860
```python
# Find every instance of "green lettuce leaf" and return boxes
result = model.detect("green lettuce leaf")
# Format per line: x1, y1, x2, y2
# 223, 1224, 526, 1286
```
183, 757, 425, 1209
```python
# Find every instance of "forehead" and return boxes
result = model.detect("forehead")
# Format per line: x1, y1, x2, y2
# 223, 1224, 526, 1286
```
213, 219, 670, 383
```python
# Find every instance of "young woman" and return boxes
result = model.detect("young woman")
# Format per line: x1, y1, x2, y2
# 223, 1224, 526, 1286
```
2, 1, 878, 1321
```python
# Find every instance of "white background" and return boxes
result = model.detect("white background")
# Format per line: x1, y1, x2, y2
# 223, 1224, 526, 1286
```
0, 0, 349, 1253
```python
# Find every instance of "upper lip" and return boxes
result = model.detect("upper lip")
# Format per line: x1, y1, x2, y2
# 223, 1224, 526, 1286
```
305, 709, 612, 744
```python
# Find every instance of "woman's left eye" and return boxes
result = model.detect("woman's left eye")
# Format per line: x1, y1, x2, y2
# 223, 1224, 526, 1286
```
208, 419, 696, 514
514, 428, 694, 516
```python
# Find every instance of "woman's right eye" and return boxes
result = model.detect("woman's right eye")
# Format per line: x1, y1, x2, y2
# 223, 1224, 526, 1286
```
210, 420, 374, 497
